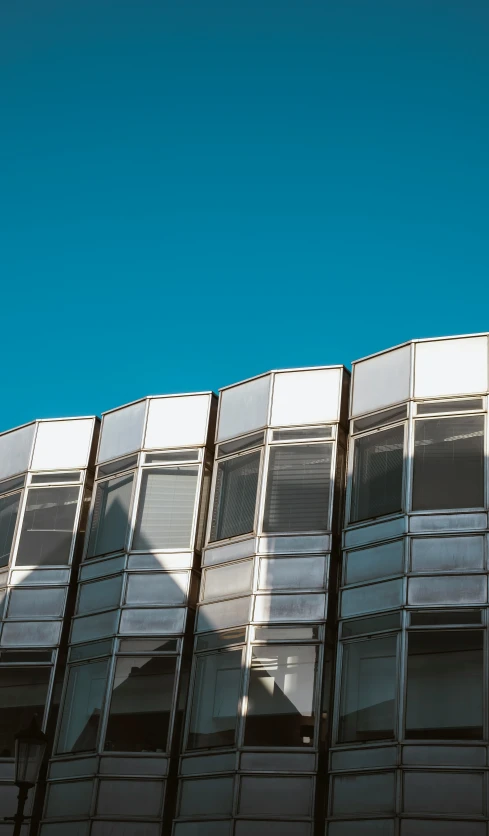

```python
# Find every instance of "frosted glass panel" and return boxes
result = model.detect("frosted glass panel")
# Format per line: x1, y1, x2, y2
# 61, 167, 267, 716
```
1, 620, 61, 646
401, 821, 485, 836
341, 579, 403, 617
77, 575, 123, 614
403, 770, 483, 814
414, 337, 488, 398
259, 555, 325, 590
145, 394, 210, 448
45, 780, 93, 816
332, 772, 395, 814
408, 575, 486, 606
203, 560, 254, 600
271, 369, 342, 426
411, 536, 484, 572
0, 424, 35, 481
119, 607, 185, 634
197, 596, 251, 632
125, 572, 188, 605
254, 593, 326, 622
352, 344, 411, 416
179, 776, 234, 816
99, 401, 146, 463
97, 779, 163, 816
218, 376, 271, 442
71, 610, 119, 643
7, 587, 66, 618
32, 419, 94, 470
344, 541, 404, 585
239, 776, 313, 816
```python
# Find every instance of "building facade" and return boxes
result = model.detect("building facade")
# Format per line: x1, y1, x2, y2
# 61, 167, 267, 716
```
0, 334, 487, 835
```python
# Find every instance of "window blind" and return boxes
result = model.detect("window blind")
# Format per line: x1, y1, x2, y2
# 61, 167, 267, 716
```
210, 451, 260, 541
133, 467, 199, 550
263, 443, 332, 533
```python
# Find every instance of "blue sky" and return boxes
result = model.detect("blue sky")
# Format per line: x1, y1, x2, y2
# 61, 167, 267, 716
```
1, 0, 488, 431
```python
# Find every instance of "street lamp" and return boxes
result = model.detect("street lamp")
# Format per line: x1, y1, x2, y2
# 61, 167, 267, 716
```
8, 716, 47, 836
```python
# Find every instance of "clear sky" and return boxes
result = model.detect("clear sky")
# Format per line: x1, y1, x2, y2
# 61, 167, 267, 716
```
1, 0, 488, 431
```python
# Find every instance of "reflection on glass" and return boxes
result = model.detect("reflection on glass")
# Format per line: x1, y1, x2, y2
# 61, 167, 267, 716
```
57, 659, 109, 753
16, 487, 80, 565
263, 444, 332, 533
87, 474, 133, 557
406, 631, 483, 740
350, 426, 404, 523
104, 655, 177, 752
210, 452, 260, 541
133, 467, 199, 550
187, 650, 242, 749
0, 491, 21, 567
339, 636, 397, 743
0, 667, 51, 756
244, 645, 318, 747
412, 416, 484, 511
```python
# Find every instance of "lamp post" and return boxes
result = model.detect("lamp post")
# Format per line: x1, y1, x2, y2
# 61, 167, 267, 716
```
8, 716, 47, 836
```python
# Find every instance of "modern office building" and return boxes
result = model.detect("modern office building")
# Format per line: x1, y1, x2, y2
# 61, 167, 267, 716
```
0, 334, 488, 836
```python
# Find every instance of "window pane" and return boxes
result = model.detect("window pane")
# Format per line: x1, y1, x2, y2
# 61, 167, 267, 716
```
0, 667, 51, 756
0, 491, 21, 567
87, 474, 133, 558
406, 631, 483, 740
104, 655, 176, 752
133, 467, 199, 550
263, 444, 332, 533
412, 416, 484, 511
351, 427, 404, 523
16, 487, 80, 566
210, 452, 260, 541
57, 660, 109, 753
244, 645, 318, 747
339, 636, 397, 743
187, 650, 242, 749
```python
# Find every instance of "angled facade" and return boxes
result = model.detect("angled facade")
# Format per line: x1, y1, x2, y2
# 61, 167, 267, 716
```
0, 333, 488, 836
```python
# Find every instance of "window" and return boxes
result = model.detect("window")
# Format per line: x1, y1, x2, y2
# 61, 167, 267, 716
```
405, 631, 483, 740
263, 444, 332, 533
87, 474, 134, 558
57, 659, 109, 753
0, 667, 51, 756
244, 644, 318, 747
16, 487, 80, 566
412, 416, 484, 511
187, 650, 242, 749
133, 467, 199, 550
0, 491, 21, 567
350, 426, 404, 523
104, 655, 177, 752
338, 635, 397, 743
210, 452, 260, 541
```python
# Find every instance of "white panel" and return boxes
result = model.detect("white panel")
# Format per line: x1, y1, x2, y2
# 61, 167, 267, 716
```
271, 369, 342, 426
352, 344, 411, 416
217, 375, 271, 441
31, 419, 94, 470
414, 337, 488, 398
145, 395, 210, 449
98, 400, 146, 463
0, 423, 35, 480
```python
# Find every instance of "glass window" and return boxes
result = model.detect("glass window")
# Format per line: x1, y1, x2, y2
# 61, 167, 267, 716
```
104, 655, 177, 752
187, 650, 242, 749
338, 635, 397, 743
133, 467, 199, 550
210, 452, 260, 541
244, 645, 318, 747
0, 491, 21, 567
57, 659, 109, 753
406, 631, 483, 740
16, 487, 80, 566
263, 444, 332, 533
412, 416, 484, 511
87, 474, 134, 558
350, 426, 404, 523
0, 667, 51, 756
